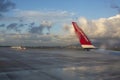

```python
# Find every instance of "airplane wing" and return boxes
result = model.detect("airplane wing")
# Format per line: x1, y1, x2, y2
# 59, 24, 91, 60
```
72, 22, 96, 50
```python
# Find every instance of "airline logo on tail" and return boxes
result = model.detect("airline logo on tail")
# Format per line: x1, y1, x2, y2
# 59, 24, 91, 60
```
72, 22, 95, 49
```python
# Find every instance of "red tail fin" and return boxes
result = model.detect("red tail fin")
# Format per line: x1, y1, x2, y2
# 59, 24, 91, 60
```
72, 22, 95, 49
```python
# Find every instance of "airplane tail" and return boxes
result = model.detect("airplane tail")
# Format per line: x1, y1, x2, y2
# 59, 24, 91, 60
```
72, 22, 95, 49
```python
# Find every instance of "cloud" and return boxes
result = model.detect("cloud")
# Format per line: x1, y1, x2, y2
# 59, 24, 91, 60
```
0, 10, 75, 34
29, 21, 53, 34
7, 23, 22, 32
0, 0, 15, 16
41, 21, 53, 32
63, 23, 75, 35
29, 26, 44, 35
0, 7, 120, 48
19, 24, 24, 27
63, 14, 120, 48
7, 23, 17, 29
30, 22, 35, 26
0, 10, 75, 35
0, 33, 77, 46
0, 24, 5, 27
15, 10, 75, 23
64, 14, 120, 38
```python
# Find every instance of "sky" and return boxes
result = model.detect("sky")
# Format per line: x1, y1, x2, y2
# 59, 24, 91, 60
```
0, 0, 120, 48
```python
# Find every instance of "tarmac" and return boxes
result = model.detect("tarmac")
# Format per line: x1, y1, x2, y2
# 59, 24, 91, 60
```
0, 48, 120, 80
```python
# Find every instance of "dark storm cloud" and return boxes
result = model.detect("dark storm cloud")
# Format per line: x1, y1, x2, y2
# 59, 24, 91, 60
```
29, 21, 53, 34
7, 23, 17, 29
111, 5, 120, 13
6, 19, 26, 32
29, 22, 35, 28
0, 24, 5, 27
110, 1, 120, 13
29, 26, 44, 34
19, 19, 23, 22
7, 23, 21, 32
19, 24, 24, 27
30, 22, 35, 26
0, 0, 15, 16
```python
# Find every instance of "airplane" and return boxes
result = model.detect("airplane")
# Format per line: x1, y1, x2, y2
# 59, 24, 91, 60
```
72, 22, 96, 51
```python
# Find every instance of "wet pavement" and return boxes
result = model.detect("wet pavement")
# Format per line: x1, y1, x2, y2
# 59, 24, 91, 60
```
0, 48, 120, 80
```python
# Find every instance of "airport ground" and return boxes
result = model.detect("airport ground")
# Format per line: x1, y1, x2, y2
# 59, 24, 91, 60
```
0, 47, 120, 80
